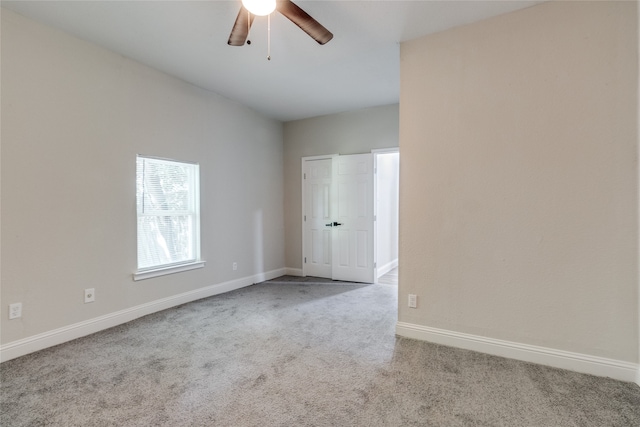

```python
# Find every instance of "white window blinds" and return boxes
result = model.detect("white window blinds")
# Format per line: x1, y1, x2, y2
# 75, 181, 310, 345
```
136, 156, 200, 271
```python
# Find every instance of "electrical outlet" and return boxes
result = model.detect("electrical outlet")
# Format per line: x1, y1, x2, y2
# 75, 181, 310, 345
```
408, 294, 417, 308
84, 288, 95, 303
9, 303, 22, 319
232, 262, 238, 271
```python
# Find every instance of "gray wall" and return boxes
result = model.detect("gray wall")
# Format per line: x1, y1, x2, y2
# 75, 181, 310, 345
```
399, 1, 638, 362
1, 9, 285, 345
283, 105, 399, 270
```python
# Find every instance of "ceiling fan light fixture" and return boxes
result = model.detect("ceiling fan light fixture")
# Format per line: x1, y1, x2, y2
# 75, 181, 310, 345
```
228, 0, 333, 47
241, 0, 276, 16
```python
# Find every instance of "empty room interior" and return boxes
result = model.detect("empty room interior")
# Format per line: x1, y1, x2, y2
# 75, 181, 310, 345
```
1, 0, 639, 425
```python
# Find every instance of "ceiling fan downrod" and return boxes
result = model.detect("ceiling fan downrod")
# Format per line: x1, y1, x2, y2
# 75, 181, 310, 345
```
246, 9, 251, 45
267, 13, 271, 60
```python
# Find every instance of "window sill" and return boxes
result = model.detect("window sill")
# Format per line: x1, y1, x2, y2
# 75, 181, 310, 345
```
133, 261, 206, 281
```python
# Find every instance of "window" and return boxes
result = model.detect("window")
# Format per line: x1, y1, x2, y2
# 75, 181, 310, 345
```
134, 156, 203, 280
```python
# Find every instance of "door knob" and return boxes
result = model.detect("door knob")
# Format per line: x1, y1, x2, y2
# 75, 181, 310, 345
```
333, 222, 343, 227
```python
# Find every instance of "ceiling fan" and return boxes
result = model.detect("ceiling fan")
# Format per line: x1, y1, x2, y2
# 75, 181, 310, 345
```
228, 0, 333, 47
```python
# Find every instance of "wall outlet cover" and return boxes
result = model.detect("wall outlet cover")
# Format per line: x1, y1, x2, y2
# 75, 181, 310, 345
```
408, 294, 417, 308
9, 303, 22, 319
84, 288, 95, 303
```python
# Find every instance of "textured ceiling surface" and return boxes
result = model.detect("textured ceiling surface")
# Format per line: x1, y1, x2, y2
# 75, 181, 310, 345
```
1, 1, 543, 121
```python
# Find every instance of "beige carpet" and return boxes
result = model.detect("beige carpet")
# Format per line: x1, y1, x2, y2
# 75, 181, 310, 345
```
1, 277, 639, 426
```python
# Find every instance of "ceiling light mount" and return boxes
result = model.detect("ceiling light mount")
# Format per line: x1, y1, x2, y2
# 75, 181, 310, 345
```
241, 0, 276, 17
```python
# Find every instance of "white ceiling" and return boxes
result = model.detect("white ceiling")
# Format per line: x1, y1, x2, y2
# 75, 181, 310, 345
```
1, 0, 543, 122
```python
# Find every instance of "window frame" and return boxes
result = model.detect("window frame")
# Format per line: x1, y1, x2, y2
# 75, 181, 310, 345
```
133, 155, 204, 281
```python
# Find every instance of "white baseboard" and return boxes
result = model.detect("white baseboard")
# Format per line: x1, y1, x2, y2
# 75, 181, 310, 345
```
396, 322, 638, 383
0, 268, 286, 363
377, 259, 398, 278
285, 267, 304, 277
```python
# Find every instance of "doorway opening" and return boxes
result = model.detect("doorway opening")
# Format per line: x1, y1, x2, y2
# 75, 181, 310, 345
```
301, 149, 399, 284
373, 149, 399, 285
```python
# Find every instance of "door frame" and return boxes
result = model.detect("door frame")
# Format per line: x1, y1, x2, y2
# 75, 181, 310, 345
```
301, 154, 338, 278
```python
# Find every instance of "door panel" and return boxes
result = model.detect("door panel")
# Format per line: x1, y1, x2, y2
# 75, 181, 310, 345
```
337, 229, 349, 267
331, 154, 374, 283
357, 230, 367, 267
303, 159, 332, 278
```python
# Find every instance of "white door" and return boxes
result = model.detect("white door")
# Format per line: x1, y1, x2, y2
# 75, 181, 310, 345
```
303, 154, 375, 283
331, 154, 374, 283
303, 158, 333, 278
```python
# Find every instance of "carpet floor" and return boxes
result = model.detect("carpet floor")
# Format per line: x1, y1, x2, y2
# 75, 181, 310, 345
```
1, 276, 639, 426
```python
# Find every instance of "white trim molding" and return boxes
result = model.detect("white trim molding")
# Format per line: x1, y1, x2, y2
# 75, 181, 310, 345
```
133, 260, 206, 281
396, 322, 639, 383
377, 259, 398, 278
1, 268, 286, 363
371, 147, 399, 154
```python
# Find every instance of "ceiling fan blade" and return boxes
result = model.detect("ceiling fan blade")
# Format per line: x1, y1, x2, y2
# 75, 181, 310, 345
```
228, 7, 255, 46
277, 0, 333, 45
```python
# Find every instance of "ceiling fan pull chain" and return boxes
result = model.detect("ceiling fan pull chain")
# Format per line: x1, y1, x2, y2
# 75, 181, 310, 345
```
267, 13, 271, 61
